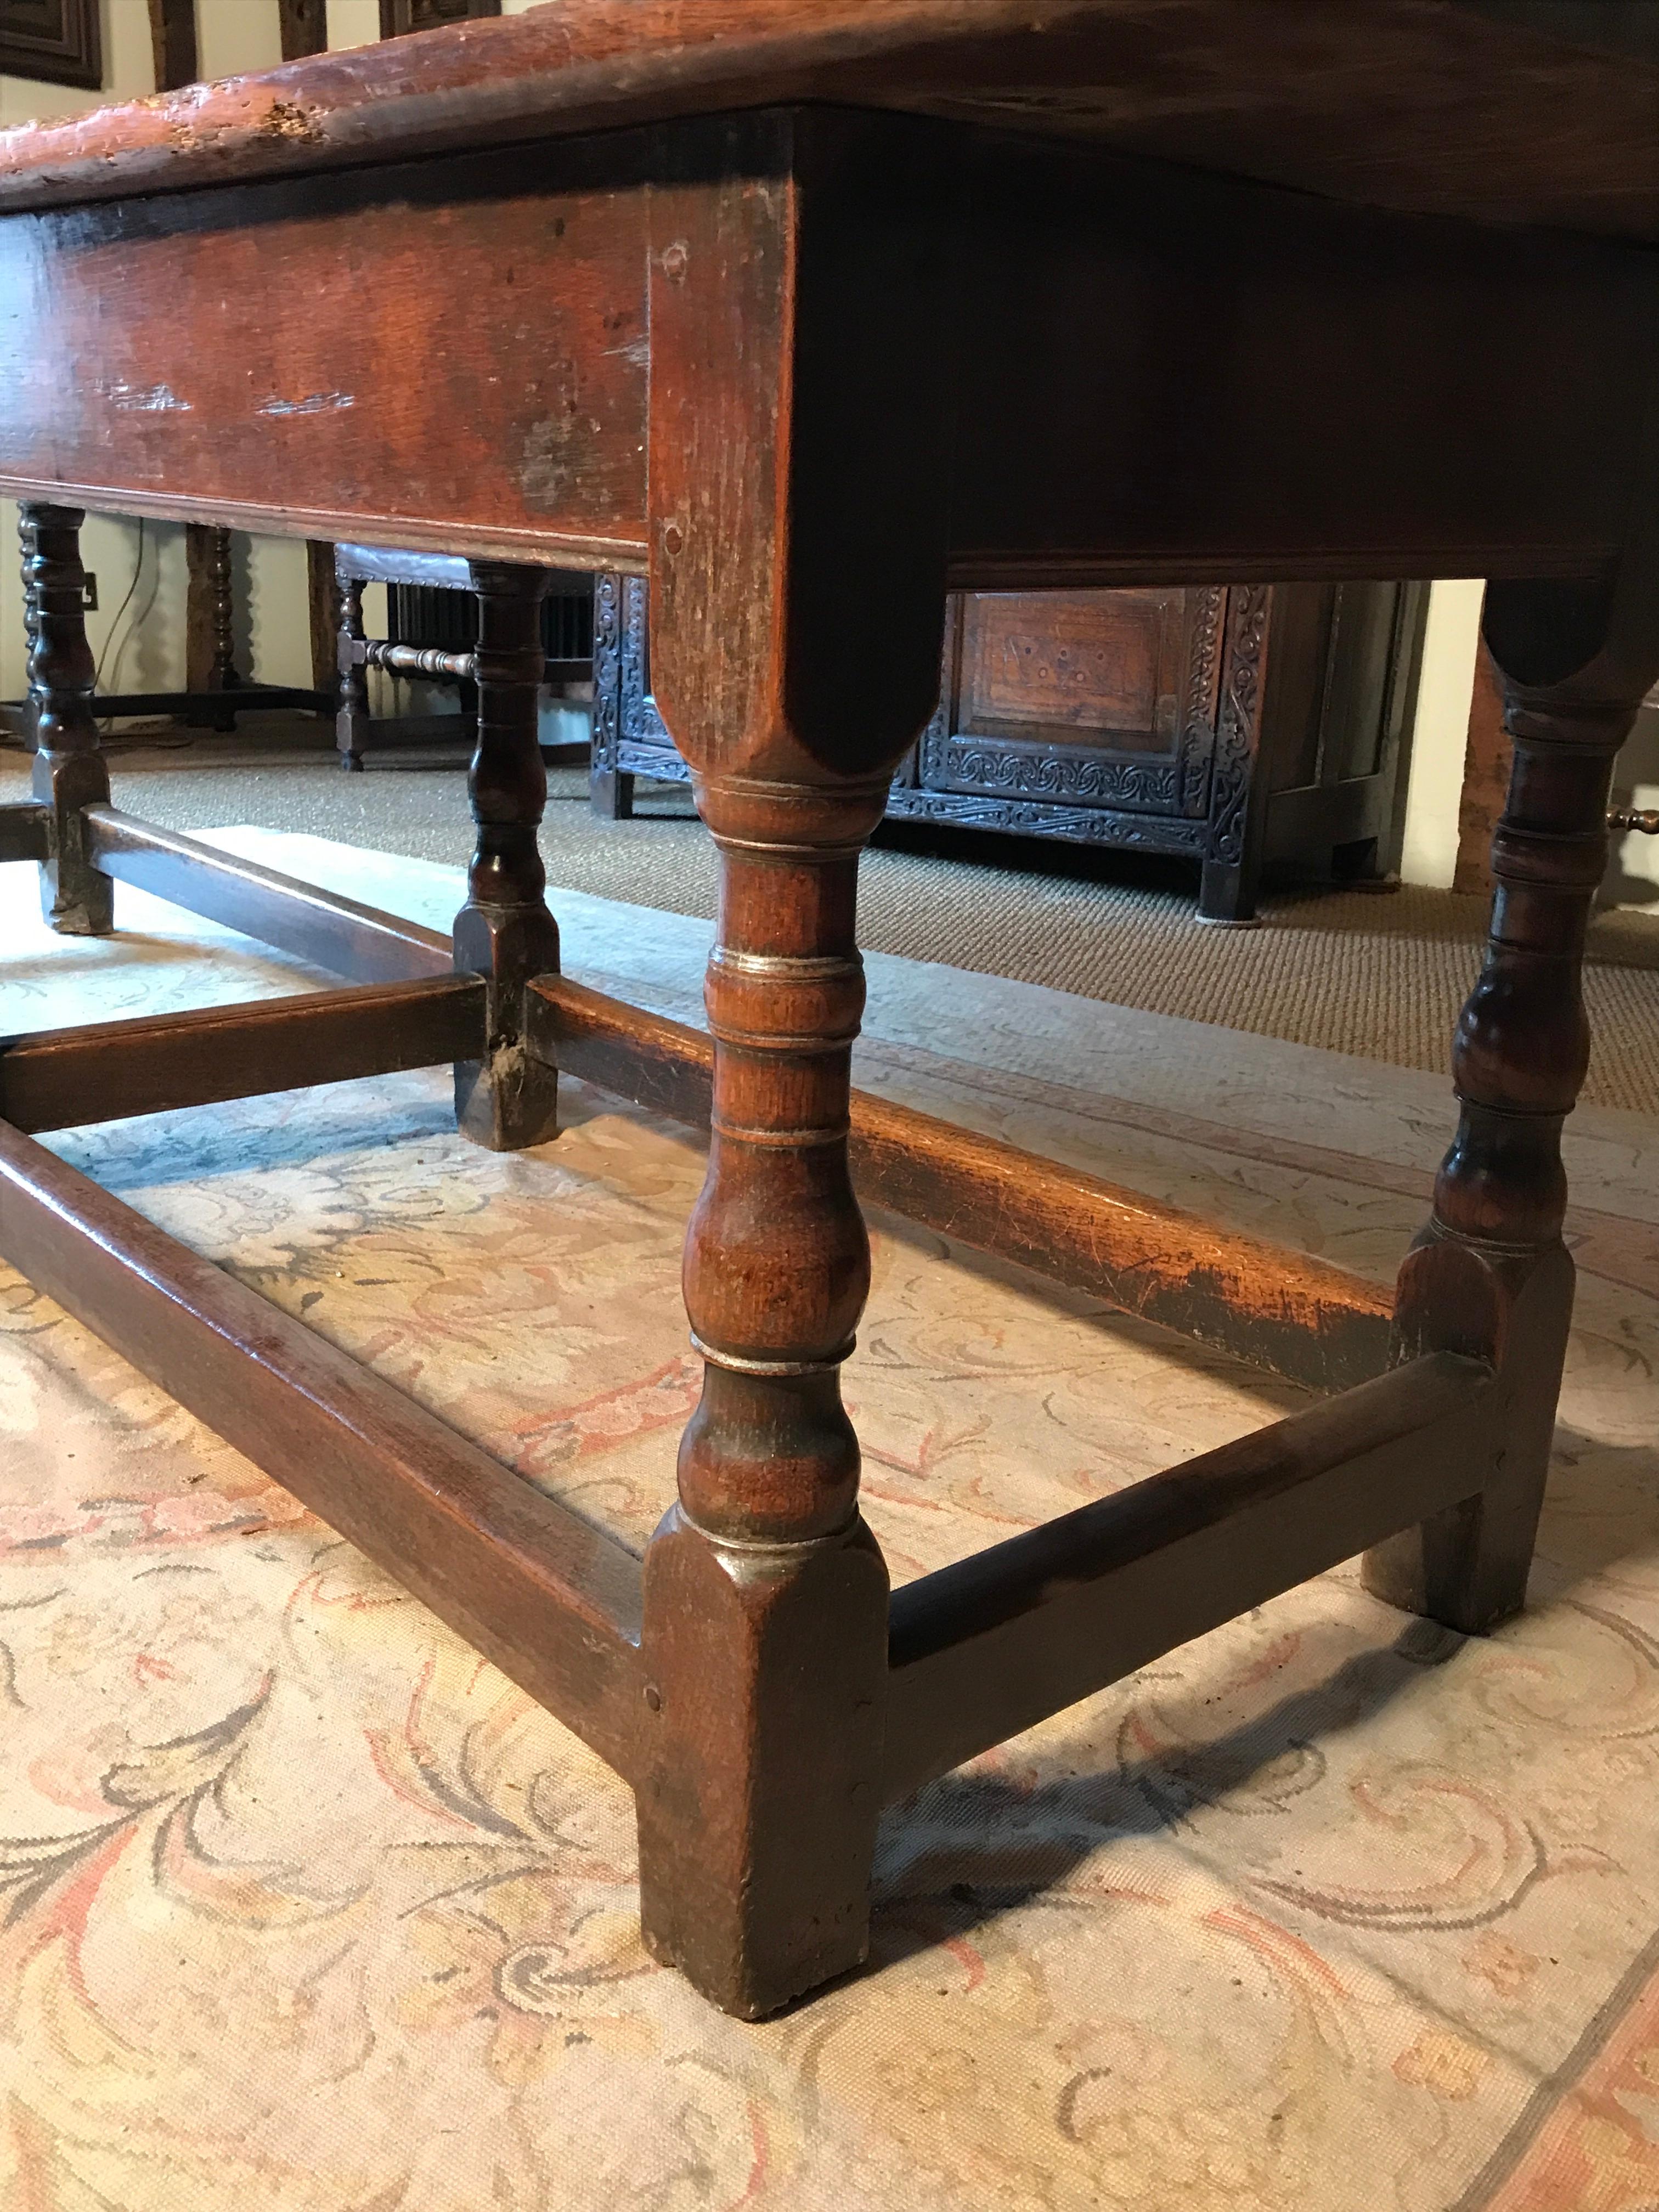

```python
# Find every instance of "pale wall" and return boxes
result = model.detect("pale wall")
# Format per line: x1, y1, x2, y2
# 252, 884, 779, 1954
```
3, 0, 549, 719
1398, 580, 1484, 891
1609, 707, 1659, 911
1394, 582, 1659, 910
0, 0, 313, 714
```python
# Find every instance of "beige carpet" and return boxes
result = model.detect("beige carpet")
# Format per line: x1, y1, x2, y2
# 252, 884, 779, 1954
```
2, 837, 1657, 2212
4, 724, 1658, 1112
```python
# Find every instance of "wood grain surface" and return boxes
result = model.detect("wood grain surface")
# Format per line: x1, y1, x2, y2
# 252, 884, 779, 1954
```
0, 143, 650, 567
884, 1351, 1496, 1798
86, 810, 456, 984
0, 110, 1647, 586
0, 3, 1655, 242
0, 976, 486, 1134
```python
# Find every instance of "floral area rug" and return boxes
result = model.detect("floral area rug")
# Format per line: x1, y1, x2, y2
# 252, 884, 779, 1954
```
0, 833, 1656, 2211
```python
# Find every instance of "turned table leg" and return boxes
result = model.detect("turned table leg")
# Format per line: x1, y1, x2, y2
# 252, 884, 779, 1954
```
636, 777, 892, 2017
21, 502, 112, 936
628, 110, 952, 2016
452, 560, 559, 1150
1364, 578, 1658, 1631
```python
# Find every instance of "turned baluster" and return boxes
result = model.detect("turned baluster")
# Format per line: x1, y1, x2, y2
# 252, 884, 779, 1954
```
630, 112, 955, 2018
185, 522, 241, 731
206, 526, 238, 727
21, 503, 111, 936
334, 571, 371, 770
1364, 578, 1658, 1630
637, 776, 894, 2016
451, 561, 559, 1150
16, 509, 38, 750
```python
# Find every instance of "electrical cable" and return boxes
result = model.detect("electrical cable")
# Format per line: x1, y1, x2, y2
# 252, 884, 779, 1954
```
92, 516, 145, 699
98, 517, 190, 748
104, 528, 164, 702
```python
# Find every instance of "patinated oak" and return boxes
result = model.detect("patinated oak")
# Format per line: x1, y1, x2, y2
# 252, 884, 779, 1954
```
1, 3, 1657, 2019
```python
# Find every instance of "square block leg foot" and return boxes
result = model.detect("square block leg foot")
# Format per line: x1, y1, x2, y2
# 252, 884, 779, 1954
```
453, 1043, 559, 1152
636, 1506, 888, 2019
33, 749, 112, 938
1362, 1239, 1572, 1637
452, 900, 560, 1152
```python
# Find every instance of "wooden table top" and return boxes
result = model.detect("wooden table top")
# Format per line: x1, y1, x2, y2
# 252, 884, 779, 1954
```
0, 1, 1655, 241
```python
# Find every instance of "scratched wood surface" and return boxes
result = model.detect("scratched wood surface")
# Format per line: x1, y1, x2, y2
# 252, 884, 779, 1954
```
0, 2, 1656, 241
0, 142, 649, 567
0, 109, 1647, 586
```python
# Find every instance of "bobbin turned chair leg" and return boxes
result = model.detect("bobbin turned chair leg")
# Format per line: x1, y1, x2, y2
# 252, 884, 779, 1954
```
20, 502, 112, 937
452, 560, 560, 1151
1364, 577, 1659, 1633
335, 572, 370, 771
185, 525, 239, 733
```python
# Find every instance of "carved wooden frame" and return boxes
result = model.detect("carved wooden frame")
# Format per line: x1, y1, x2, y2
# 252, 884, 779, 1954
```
0, 0, 100, 91
913, 585, 1224, 816
378, 0, 499, 38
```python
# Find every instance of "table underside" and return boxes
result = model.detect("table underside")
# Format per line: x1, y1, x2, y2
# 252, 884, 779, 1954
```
0, 110, 1649, 594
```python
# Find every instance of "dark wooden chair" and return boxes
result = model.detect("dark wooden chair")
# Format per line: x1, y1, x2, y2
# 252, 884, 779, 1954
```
334, 541, 592, 769
8, 518, 327, 742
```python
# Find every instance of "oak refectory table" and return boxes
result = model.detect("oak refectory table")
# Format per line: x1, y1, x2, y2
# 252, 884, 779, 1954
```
0, 2, 1656, 2019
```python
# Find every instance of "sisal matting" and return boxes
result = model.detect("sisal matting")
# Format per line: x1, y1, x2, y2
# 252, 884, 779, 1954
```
4, 736, 1658, 1111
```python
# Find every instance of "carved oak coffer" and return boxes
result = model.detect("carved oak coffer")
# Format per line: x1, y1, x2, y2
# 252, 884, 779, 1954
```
591, 578, 1427, 921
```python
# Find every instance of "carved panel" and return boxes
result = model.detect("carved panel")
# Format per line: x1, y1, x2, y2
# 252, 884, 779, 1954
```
1180, 585, 1227, 815
919, 585, 1224, 817
883, 785, 1208, 851
0, 0, 101, 89
618, 737, 691, 781
608, 573, 1412, 909
920, 733, 1182, 811
590, 572, 623, 776
1206, 585, 1272, 867
620, 574, 667, 746
957, 588, 1176, 740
